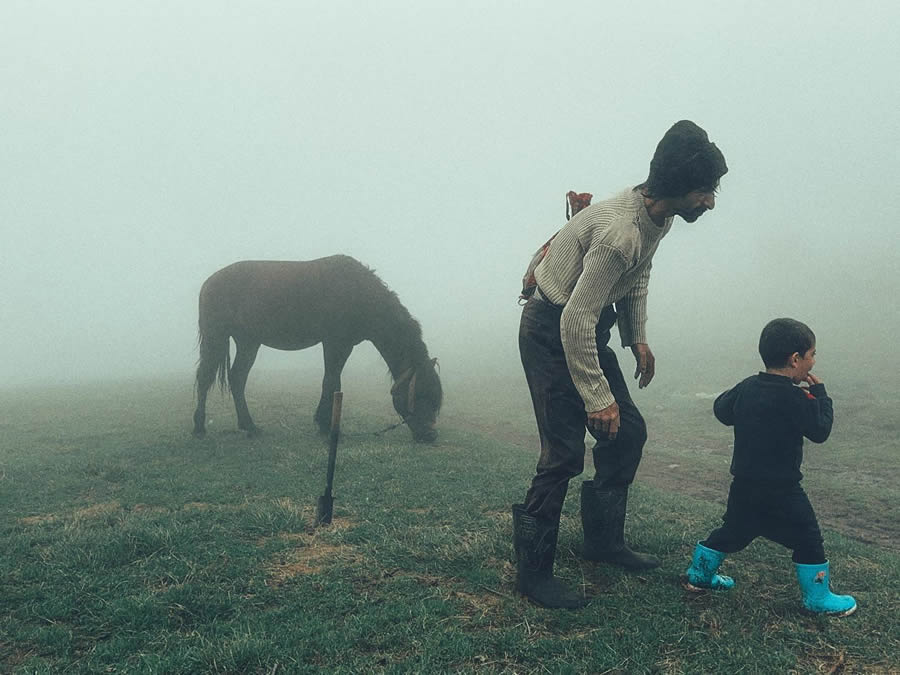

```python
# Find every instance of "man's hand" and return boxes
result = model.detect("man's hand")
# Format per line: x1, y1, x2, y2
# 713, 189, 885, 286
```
631, 343, 655, 389
806, 372, 823, 386
587, 402, 620, 439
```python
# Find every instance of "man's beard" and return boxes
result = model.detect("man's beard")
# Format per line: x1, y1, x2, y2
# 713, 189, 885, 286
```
681, 207, 707, 222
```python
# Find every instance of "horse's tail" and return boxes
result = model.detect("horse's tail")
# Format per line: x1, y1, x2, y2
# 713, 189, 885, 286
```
196, 323, 232, 394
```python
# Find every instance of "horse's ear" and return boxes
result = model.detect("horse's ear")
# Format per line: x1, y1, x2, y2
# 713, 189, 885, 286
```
430, 357, 439, 372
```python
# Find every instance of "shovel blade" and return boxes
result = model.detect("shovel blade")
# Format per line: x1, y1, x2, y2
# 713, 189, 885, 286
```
316, 494, 334, 526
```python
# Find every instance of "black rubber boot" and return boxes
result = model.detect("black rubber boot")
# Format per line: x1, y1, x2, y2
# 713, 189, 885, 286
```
512, 504, 588, 609
581, 481, 660, 570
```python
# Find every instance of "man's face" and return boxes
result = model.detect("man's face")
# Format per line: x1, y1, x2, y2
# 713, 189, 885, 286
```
672, 189, 716, 222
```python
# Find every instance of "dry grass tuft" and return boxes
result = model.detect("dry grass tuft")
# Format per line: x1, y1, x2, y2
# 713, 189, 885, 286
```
130, 503, 170, 515
263, 514, 362, 584
182, 501, 215, 511
72, 501, 121, 520
19, 500, 123, 526
267, 543, 345, 580
793, 647, 899, 675
19, 514, 57, 526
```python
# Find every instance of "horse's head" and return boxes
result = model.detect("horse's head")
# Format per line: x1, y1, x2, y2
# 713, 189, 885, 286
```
390, 357, 442, 442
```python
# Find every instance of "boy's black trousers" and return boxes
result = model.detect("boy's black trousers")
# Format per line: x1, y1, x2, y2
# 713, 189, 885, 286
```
519, 295, 647, 523
703, 479, 826, 564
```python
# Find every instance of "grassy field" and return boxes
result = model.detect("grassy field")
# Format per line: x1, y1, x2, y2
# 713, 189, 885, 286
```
1, 370, 898, 673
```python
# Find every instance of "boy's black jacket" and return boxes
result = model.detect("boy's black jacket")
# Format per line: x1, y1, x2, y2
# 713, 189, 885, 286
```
714, 373, 833, 484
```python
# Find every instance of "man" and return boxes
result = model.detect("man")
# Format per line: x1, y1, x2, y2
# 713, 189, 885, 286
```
514, 120, 728, 609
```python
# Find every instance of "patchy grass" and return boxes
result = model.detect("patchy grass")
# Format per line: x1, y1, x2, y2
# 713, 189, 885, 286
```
0, 373, 898, 673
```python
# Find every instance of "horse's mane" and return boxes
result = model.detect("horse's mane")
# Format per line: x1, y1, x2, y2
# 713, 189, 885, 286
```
357, 262, 429, 363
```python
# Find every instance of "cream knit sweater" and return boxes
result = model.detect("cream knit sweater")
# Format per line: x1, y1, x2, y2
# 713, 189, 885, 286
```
534, 187, 672, 413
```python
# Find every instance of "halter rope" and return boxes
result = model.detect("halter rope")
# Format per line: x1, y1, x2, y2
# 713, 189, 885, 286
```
380, 357, 439, 433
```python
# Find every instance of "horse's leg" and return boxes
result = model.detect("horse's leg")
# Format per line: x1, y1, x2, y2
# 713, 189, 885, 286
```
192, 334, 226, 438
230, 340, 262, 436
315, 341, 353, 434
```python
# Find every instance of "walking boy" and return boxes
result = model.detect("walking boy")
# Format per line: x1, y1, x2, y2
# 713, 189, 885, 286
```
684, 318, 856, 616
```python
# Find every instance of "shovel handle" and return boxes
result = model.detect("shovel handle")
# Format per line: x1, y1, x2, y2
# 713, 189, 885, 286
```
317, 392, 344, 527
330, 391, 343, 433
324, 391, 343, 494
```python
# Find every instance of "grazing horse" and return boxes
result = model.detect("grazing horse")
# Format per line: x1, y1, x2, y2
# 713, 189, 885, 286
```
192, 255, 442, 442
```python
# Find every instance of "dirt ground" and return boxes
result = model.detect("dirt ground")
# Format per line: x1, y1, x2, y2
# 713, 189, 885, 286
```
636, 452, 899, 552
451, 409, 900, 554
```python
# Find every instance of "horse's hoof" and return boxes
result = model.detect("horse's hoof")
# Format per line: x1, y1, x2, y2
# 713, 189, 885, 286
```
192, 428, 206, 439
244, 426, 263, 438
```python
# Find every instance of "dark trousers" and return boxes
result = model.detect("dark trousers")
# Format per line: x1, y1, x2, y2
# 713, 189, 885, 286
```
519, 295, 647, 522
703, 479, 826, 564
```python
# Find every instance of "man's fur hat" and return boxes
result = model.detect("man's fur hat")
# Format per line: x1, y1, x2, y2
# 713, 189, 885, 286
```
645, 120, 728, 198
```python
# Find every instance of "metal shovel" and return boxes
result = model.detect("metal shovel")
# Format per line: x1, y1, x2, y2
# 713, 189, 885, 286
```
315, 391, 343, 526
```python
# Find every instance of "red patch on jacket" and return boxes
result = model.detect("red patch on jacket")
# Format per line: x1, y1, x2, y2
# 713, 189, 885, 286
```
518, 190, 593, 303
566, 191, 593, 220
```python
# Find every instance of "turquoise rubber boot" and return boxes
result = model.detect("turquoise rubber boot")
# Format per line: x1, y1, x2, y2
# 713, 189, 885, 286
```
794, 561, 857, 616
684, 542, 735, 591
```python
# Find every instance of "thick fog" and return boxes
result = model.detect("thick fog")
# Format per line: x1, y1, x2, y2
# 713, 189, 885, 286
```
3, 2, 898, 394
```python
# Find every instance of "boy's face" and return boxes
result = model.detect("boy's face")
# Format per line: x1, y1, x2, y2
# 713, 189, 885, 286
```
790, 345, 817, 383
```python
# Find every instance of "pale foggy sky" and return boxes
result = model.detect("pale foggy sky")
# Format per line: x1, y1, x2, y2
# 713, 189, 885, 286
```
2, 1, 898, 390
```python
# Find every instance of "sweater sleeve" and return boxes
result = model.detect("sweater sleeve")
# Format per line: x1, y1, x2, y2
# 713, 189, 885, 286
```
616, 262, 651, 346
559, 244, 628, 412
799, 383, 833, 443
713, 386, 739, 426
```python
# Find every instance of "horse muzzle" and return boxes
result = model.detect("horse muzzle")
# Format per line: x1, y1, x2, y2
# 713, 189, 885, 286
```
410, 424, 438, 443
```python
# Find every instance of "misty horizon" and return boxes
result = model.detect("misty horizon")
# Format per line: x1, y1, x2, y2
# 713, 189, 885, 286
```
3, 2, 898, 398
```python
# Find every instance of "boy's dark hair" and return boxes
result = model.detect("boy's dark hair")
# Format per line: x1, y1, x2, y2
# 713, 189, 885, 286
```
758, 318, 816, 368
643, 120, 728, 198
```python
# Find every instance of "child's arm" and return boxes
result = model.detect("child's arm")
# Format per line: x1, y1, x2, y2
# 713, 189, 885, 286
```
713, 386, 738, 426
799, 373, 834, 443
